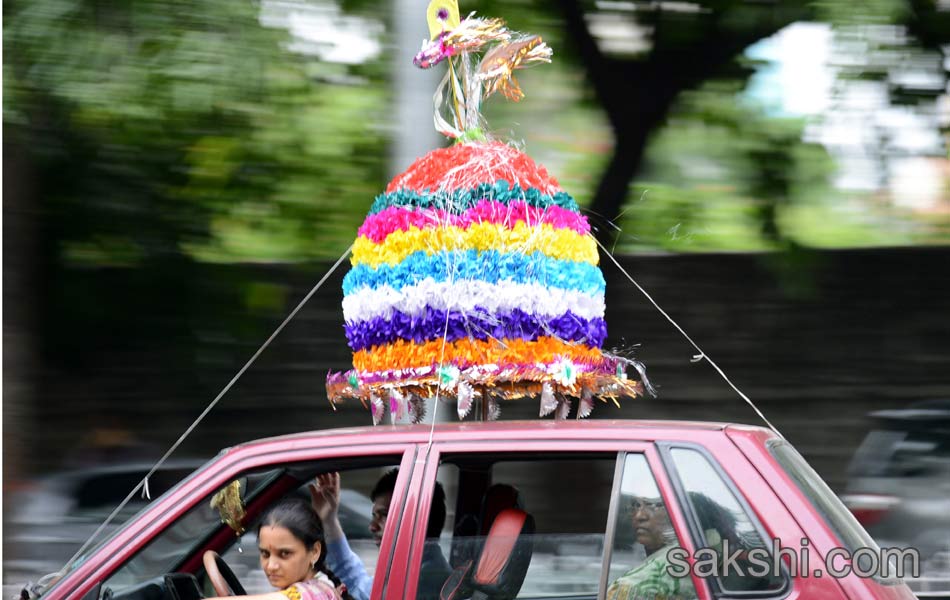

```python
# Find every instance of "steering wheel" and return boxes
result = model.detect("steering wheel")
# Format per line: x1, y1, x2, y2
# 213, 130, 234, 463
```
202, 550, 247, 597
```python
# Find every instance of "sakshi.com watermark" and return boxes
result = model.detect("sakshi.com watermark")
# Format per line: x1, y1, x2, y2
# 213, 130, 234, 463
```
665, 539, 921, 579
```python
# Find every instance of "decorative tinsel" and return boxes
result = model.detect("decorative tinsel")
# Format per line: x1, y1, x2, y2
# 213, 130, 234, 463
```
326, 1, 649, 422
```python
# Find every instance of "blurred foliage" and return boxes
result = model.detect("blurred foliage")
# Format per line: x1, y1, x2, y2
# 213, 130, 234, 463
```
3, 0, 391, 366
6, 0, 948, 269
5, 0, 388, 267
610, 83, 897, 252
3, 0, 948, 369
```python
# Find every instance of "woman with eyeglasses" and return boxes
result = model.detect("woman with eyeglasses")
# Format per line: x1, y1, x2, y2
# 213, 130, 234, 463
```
606, 496, 698, 600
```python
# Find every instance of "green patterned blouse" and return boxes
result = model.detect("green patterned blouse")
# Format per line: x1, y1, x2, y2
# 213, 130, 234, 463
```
606, 545, 699, 600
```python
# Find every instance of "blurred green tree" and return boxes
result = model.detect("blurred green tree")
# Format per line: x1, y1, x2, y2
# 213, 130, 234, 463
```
5, 0, 387, 265
4, 0, 947, 366
4, 0, 388, 364
556, 0, 948, 242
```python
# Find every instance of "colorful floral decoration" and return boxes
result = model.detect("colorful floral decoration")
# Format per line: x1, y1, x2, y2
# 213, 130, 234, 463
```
326, 1, 647, 423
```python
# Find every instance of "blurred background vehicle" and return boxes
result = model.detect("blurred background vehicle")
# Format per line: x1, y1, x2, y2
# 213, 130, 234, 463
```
842, 400, 950, 596
4, 462, 199, 598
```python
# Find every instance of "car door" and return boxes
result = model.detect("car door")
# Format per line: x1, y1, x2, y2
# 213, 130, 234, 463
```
400, 438, 710, 600
43, 439, 419, 600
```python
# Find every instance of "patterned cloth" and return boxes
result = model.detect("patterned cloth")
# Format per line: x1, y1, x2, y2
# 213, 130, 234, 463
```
279, 574, 341, 600
606, 545, 698, 600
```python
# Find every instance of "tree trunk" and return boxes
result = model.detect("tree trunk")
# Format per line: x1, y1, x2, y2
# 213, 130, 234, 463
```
556, 0, 809, 244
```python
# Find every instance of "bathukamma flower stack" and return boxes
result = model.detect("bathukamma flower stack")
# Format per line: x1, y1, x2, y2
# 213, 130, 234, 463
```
325, 0, 646, 422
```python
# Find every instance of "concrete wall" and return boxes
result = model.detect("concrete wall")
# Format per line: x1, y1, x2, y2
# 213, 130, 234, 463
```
15, 246, 949, 490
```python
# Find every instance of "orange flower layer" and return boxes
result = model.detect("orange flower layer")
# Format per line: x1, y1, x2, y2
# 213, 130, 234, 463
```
351, 336, 604, 372
385, 141, 562, 195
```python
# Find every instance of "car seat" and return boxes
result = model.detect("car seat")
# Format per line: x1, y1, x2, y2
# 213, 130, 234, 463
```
479, 484, 525, 535
440, 507, 535, 600
451, 483, 525, 567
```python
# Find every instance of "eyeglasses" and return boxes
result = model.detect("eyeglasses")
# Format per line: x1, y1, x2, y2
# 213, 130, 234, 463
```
630, 498, 664, 515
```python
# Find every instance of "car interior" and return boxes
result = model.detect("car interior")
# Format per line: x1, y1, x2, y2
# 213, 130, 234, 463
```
90, 452, 620, 600
94, 456, 399, 600
85, 449, 786, 600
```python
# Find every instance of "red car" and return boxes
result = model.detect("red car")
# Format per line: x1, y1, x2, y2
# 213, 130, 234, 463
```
34, 421, 917, 600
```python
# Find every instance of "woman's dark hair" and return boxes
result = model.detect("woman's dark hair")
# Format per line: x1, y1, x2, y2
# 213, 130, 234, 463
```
688, 491, 741, 546
258, 497, 354, 600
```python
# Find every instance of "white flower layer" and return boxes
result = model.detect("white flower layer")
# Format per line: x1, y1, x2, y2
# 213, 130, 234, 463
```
343, 279, 606, 323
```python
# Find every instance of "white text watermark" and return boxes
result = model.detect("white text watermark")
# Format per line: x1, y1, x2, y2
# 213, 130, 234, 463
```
666, 539, 920, 580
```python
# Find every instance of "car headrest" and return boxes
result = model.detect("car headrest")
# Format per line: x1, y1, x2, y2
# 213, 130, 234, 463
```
479, 484, 525, 536
470, 508, 534, 599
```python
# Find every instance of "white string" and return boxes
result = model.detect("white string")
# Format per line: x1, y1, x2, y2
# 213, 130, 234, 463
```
425, 313, 452, 449
59, 244, 355, 574
425, 190, 459, 449
594, 237, 785, 439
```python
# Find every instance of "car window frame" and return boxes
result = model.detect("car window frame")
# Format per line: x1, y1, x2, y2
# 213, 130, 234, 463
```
49, 443, 418, 600
598, 450, 629, 597
658, 442, 792, 599
405, 439, 702, 600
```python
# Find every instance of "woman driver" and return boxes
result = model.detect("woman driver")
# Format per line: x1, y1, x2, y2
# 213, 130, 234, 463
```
211, 498, 351, 600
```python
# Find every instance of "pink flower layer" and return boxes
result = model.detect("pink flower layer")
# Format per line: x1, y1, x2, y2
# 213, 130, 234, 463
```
358, 200, 590, 244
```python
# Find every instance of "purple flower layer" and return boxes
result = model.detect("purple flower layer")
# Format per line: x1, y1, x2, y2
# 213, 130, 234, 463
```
345, 307, 608, 352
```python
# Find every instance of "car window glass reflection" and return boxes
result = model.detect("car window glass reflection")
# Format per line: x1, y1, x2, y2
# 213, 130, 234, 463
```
607, 454, 697, 600
430, 456, 615, 599
670, 448, 785, 594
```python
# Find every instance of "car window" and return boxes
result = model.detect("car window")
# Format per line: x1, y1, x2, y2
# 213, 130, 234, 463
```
847, 430, 910, 477
668, 447, 785, 595
849, 429, 949, 478
100, 468, 282, 594
605, 453, 698, 600
219, 468, 385, 595
422, 455, 616, 599
100, 460, 405, 599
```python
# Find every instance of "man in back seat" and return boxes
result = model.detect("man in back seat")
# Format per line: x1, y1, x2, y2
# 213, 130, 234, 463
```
311, 470, 451, 600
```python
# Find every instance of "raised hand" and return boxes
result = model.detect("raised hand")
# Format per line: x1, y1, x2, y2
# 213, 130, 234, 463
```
309, 472, 342, 524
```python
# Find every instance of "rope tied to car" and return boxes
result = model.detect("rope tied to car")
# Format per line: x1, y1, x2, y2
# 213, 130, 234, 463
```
594, 237, 785, 440
57, 245, 355, 578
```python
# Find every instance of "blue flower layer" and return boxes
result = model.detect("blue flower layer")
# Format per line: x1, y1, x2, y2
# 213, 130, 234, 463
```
343, 250, 606, 296
344, 307, 608, 352
370, 180, 579, 214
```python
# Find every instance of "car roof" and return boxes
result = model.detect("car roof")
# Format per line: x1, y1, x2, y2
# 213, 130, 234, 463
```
220, 419, 771, 458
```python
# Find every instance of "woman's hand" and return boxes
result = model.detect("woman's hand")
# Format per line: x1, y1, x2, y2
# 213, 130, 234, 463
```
309, 472, 345, 542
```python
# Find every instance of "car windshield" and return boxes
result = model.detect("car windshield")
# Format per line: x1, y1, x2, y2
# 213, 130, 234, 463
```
32, 459, 212, 597
770, 439, 879, 556
769, 438, 907, 584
